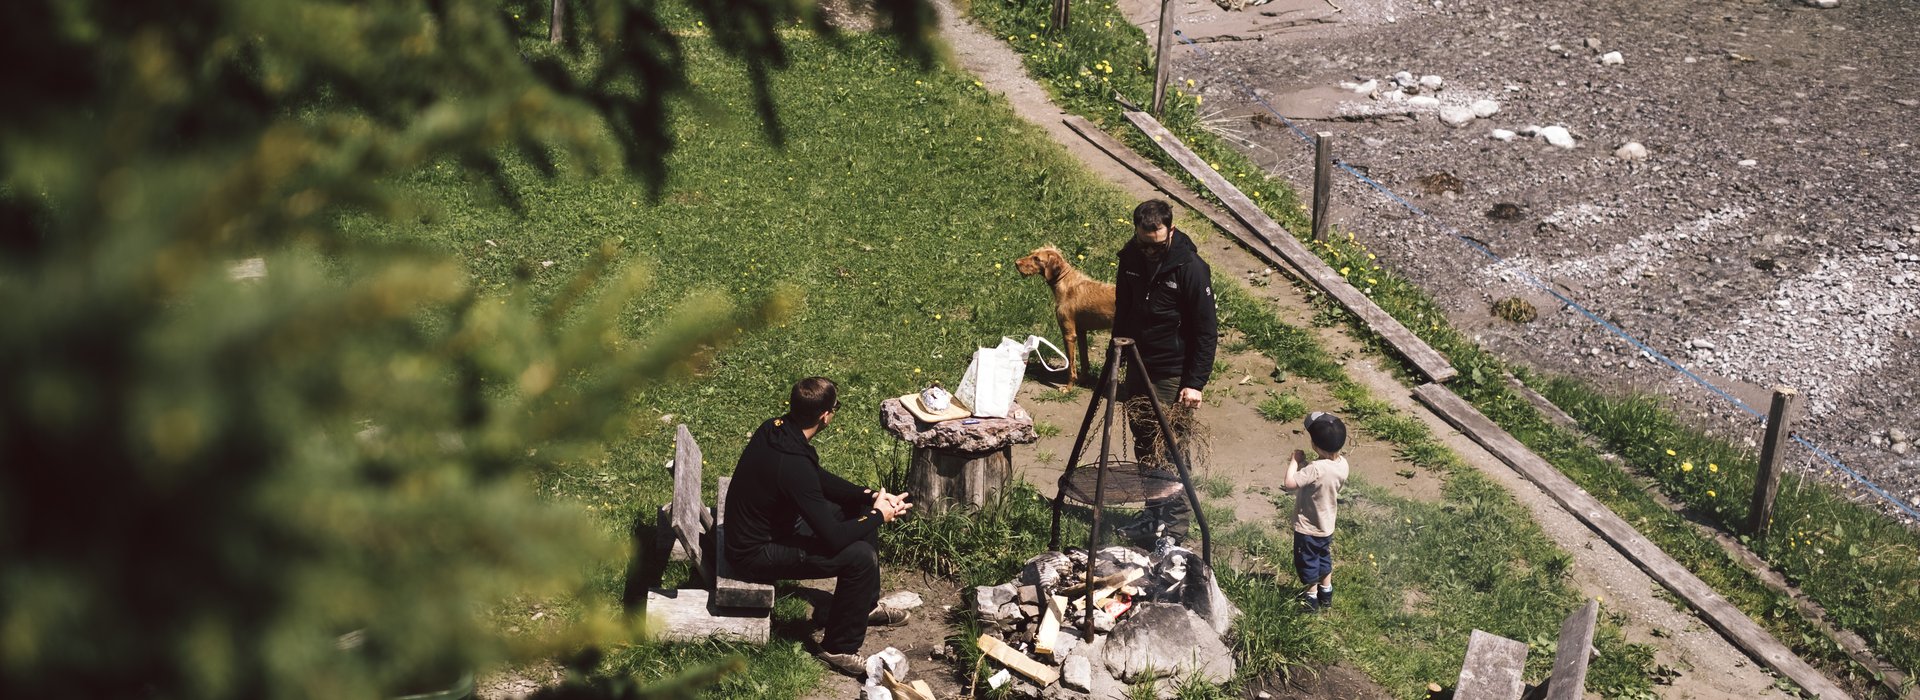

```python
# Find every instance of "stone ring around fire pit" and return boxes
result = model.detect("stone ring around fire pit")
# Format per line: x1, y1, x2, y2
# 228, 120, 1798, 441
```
971, 544, 1241, 698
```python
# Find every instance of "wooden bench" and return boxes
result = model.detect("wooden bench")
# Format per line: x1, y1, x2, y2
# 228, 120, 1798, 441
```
1452, 600, 1598, 700
636, 425, 773, 643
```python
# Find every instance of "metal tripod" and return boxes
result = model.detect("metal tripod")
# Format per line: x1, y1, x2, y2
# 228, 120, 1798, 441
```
1045, 337, 1211, 640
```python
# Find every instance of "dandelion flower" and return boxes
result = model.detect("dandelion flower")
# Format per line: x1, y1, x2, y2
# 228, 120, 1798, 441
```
1708, 463, 1718, 473
1707, 490, 1716, 498
1681, 461, 1693, 472
1665, 448, 1676, 456
994, 262, 1003, 269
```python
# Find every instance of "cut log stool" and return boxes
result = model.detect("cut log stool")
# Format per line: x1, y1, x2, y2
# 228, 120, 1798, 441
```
880, 398, 1037, 514
909, 446, 1013, 511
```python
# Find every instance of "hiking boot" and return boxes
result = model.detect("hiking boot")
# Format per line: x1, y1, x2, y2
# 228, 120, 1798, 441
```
868, 604, 911, 627
815, 651, 866, 678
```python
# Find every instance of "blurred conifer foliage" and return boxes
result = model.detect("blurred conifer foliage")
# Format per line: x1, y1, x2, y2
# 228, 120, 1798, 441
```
0, 0, 930, 697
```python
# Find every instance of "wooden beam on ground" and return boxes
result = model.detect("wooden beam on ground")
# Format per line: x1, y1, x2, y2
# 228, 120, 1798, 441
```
910, 680, 935, 700
1122, 110, 1458, 383
1062, 116, 1257, 257
1455, 630, 1527, 700
1542, 600, 1598, 700
713, 477, 775, 610
1411, 383, 1851, 699
642, 589, 770, 644
977, 633, 1060, 686
882, 671, 936, 700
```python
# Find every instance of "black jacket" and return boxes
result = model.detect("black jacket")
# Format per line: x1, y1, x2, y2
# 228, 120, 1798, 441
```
1114, 228, 1218, 390
724, 417, 881, 564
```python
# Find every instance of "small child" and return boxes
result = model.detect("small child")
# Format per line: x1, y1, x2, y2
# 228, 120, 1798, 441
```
1284, 412, 1350, 611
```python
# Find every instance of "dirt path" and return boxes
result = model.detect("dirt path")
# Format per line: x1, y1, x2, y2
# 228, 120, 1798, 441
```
930, 1, 1800, 697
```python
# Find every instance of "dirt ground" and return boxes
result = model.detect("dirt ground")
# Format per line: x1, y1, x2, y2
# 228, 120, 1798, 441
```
1128, 0, 1920, 518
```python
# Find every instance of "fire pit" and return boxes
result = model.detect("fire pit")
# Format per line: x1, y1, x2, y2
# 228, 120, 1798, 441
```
970, 543, 1239, 698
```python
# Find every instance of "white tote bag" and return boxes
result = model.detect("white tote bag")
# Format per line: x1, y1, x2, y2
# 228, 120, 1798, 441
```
955, 336, 1068, 418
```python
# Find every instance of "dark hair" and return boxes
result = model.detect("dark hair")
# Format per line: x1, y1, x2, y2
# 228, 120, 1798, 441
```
1306, 413, 1347, 454
788, 376, 838, 428
1132, 199, 1174, 232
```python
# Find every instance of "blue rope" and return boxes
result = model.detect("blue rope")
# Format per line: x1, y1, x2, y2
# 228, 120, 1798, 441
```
1168, 29, 1919, 522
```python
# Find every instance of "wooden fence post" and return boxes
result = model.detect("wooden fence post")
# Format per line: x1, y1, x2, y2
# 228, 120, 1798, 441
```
1311, 131, 1333, 242
1050, 0, 1071, 33
549, 0, 566, 45
1151, 0, 1175, 115
1747, 387, 1800, 537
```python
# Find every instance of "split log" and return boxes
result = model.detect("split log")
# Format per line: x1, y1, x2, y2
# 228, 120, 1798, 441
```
977, 633, 1060, 686
642, 589, 769, 644
1035, 596, 1067, 655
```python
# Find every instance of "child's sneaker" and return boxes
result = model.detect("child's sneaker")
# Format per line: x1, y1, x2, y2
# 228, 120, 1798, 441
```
1318, 587, 1333, 610
1297, 590, 1322, 612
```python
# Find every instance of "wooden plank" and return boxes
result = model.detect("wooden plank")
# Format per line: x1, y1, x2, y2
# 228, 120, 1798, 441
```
642, 588, 770, 644
1455, 629, 1527, 700
1747, 387, 1800, 536
1122, 110, 1458, 383
1035, 595, 1066, 656
910, 680, 935, 700
1542, 600, 1598, 700
977, 633, 1060, 686
713, 477, 775, 610
1151, 0, 1174, 115
671, 424, 707, 576
1411, 383, 1851, 699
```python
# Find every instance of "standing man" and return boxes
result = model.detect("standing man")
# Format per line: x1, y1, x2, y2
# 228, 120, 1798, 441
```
725, 377, 914, 676
1113, 199, 1217, 545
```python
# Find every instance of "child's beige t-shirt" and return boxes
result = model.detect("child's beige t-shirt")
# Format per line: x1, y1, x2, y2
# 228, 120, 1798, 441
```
1292, 455, 1350, 537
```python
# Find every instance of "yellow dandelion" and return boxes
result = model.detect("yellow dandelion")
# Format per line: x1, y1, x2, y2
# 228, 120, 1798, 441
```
1029, 33, 1038, 39
1707, 490, 1716, 498
1681, 461, 1693, 472
994, 262, 1003, 269
914, 367, 922, 373
1339, 267, 1350, 276
1185, 78, 1195, 87
1708, 463, 1718, 473
933, 314, 942, 320
1665, 448, 1676, 456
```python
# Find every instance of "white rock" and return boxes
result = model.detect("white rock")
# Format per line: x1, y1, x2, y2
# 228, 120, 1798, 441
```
1805, 0, 1839, 8
1538, 125, 1577, 148
1490, 128, 1518, 141
1393, 71, 1416, 88
1600, 51, 1624, 66
879, 591, 924, 610
1063, 655, 1093, 692
1690, 338, 1716, 350
1348, 79, 1379, 94
1381, 89, 1408, 102
1439, 106, 1476, 127
1892, 428, 1910, 443
1407, 95, 1441, 109
1738, 158, 1758, 167
1614, 142, 1650, 161
1419, 74, 1445, 90
1469, 99, 1502, 118
1895, 442, 1912, 456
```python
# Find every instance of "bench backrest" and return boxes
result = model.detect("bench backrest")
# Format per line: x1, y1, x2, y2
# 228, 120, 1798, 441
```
669, 424, 709, 574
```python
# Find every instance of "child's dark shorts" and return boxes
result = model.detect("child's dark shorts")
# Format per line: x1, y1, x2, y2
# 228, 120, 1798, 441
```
1293, 531, 1334, 584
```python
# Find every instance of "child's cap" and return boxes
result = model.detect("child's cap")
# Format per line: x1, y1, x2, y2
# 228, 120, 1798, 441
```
1304, 412, 1347, 454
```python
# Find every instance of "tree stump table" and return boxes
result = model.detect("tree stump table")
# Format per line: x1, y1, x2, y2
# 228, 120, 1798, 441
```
879, 399, 1037, 513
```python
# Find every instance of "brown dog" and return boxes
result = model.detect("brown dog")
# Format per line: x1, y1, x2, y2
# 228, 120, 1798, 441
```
1016, 246, 1116, 385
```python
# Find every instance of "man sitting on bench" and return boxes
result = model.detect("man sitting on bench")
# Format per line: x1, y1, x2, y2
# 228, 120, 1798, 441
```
724, 376, 915, 676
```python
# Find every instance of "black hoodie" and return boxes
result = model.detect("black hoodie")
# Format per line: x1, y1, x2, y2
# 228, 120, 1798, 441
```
1114, 227, 1218, 390
724, 416, 882, 564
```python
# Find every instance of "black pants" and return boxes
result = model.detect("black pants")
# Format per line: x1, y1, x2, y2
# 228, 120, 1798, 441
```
730, 527, 881, 655
1123, 370, 1192, 541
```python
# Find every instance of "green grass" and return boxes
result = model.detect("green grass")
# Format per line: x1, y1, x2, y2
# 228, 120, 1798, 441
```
969, 0, 1917, 693
1255, 392, 1308, 424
